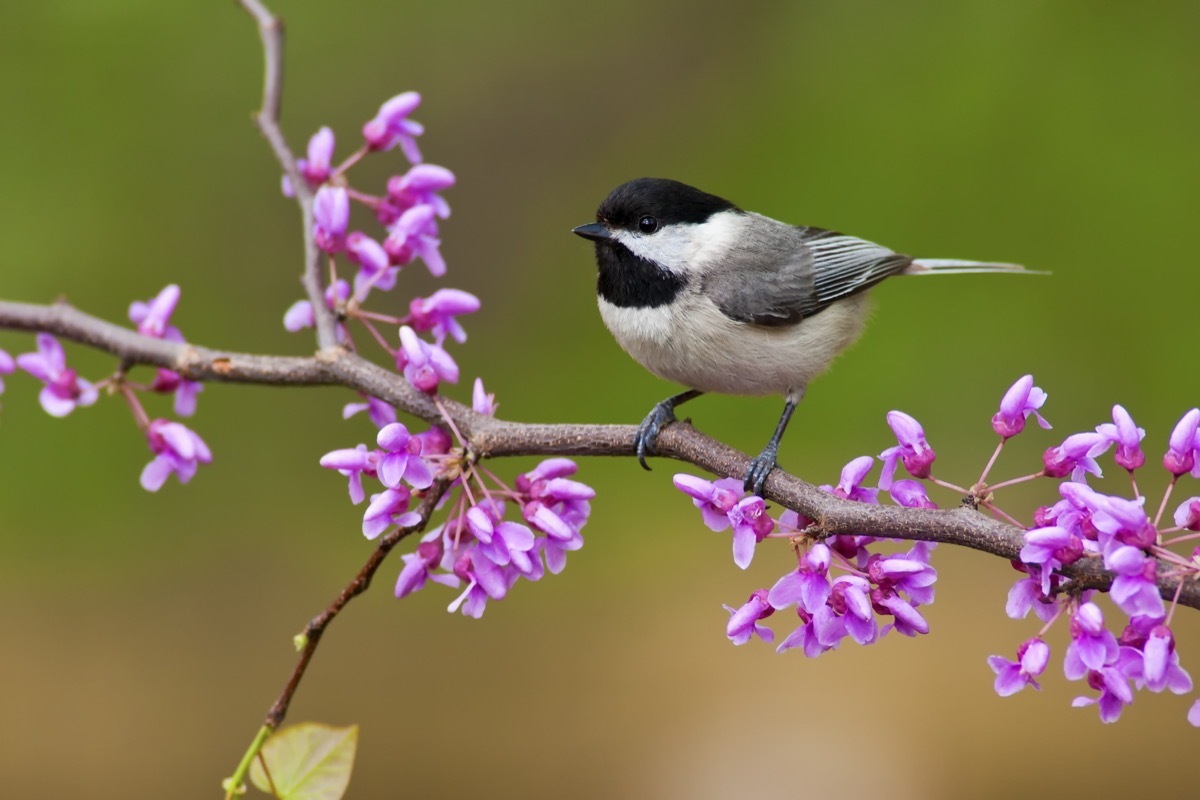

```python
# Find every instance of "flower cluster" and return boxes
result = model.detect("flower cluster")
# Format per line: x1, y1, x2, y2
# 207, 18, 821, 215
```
679, 457, 939, 658
321, 381, 594, 617
677, 373, 1200, 727
279, 93, 477, 397
5, 286, 212, 491
1003, 397, 1200, 724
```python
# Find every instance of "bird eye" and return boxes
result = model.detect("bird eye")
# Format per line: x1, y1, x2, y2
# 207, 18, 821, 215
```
638, 215, 658, 234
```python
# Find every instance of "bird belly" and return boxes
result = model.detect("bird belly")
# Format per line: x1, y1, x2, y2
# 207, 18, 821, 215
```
597, 294, 868, 396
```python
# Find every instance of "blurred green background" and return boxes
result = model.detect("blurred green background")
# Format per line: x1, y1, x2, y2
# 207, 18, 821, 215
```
2, 1, 1199, 797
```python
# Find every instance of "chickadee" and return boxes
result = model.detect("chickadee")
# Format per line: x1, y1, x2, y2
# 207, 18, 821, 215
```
572, 177, 1032, 496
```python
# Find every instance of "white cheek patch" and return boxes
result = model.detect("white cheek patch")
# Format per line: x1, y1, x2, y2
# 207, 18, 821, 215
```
611, 210, 742, 275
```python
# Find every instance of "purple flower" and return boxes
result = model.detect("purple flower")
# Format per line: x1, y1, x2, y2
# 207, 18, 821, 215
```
878, 411, 936, 490
472, 378, 497, 416
1138, 625, 1193, 694
728, 495, 774, 569
395, 530, 459, 598
1019, 525, 1083, 595
347, 231, 399, 298
384, 204, 446, 276
362, 92, 424, 162
1105, 545, 1165, 618
1174, 497, 1200, 531
296, 127, 335, 191
1064, 602, 1119, 675
777, 607, 839, 658
284, 279, 350, 333
447, 565, 491, 619
148, 368, 203, 417
1089, 493, 1155, 552
1095, 405, 1145, 471
829, 575, 876, 644
517, 457, 579, 487
1189, 700, 1200, 727
768, 544, 835, 614
1006, 575, 1059, 622
16, 333, 99, 417
466, 506, 538, 574
867, 551, 938, 606
992, 375, 1050, 439
523, 500, 575, 541
397, 325, 459, 393
140, 418, 212, 491
376, 422, 434, 490
406, 289, 481, 345
768, 544, 832, 614
0, 348, 13, 393
673, 474, 742, 531
1164, 409, 1200, 477
989, 637, 1050, 696
889, 479, 937, 509
872, 587, 929, 637
343, 395, 397, 429
515, 460, 593, 575
1042, 432, 1108, 482
319, 443, 377, 504
313, 186, 350, 254
362, 486, 421, 539
129, 284, 183, 341
822, 456, 879, 504
724, 590, 775, 645
1072, 660, 1137, 723
540, 526, 583, 575
129, 286, 201, 415
387, 163, 455, 218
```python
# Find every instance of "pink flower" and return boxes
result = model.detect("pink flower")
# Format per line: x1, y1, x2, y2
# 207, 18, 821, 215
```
362, 92, 424, 162
878, 411, 936, 489
16, 333, 99, 417
396, 326, 459, 393
141, 419, 212, 491
313, 186, 349, 254
992, 375, 1050, 439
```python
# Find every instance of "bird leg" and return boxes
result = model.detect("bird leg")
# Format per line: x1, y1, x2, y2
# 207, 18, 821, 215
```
744, 389, 804, 496
634, 389, 704, 470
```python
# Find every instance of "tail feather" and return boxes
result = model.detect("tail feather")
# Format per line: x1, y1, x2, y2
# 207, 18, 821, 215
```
904, 258, 1047, 276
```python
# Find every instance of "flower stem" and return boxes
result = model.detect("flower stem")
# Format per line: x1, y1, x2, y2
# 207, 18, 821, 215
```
929, 476, 969, 494
223, 724, 273, 800
986, 472, 1044, 492
981, 501, 1024, 529
977, 439, 1005, 487
1154, 475, 1178, 529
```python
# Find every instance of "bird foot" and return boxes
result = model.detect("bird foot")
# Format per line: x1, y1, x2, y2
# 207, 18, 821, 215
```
744, 442, 780, 496
634, 401, 680, 470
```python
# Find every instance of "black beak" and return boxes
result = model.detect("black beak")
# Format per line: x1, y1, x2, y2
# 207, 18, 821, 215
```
572, 222, 612, 242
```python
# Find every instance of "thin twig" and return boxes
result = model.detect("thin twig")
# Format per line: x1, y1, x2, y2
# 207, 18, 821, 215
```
236, 0, 339, 349
223, 478, 451, 800
265, 477, 450, 727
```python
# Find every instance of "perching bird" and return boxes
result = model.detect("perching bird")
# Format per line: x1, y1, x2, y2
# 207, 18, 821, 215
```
572, 177, 1032, 496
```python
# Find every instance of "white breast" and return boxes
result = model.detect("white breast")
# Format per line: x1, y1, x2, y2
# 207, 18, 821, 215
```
598, 292, 869, 397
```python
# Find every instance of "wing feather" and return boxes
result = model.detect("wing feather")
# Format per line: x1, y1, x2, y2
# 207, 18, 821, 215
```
705, 220, 911, 326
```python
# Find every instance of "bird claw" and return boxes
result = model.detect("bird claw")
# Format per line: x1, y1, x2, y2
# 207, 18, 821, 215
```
744, 443, 780, 496
634, 401, 679, 470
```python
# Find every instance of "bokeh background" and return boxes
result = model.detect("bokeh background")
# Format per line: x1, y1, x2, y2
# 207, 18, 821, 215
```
2, 1, 1199, 797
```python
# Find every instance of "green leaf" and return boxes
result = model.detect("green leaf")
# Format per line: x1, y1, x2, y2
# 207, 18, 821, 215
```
249, 722, 358, 800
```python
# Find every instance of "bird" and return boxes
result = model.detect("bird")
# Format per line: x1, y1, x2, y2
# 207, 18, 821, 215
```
572, 177, 1033, 496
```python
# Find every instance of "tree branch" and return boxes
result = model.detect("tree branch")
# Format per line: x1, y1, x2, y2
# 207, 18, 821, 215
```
237, 0, 339, 350
1, 296, 1197, 611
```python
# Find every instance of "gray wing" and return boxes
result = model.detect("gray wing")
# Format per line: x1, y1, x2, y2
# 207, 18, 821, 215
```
704, 220, 913, 326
